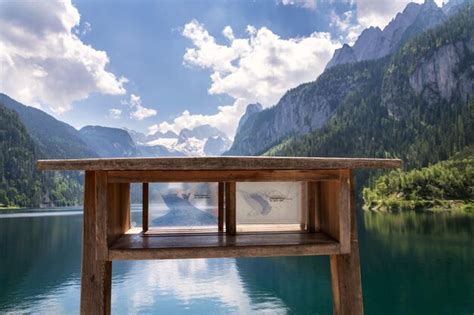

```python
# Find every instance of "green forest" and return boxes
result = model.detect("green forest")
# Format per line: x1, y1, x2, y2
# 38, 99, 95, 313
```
0, 104, 82, 208
267, 4, 473, 211
363, 150, 473, 213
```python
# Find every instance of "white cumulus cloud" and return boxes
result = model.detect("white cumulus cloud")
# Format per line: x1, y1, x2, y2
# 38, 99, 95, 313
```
108, 108, 122, 120
148, 98, 248, 137
278, 0, 316, 10
128, 94, 157, 121
154, 20, 340, 138
0, 0, 127, 114
354, 0, 443, 29
183, 20, 339, 107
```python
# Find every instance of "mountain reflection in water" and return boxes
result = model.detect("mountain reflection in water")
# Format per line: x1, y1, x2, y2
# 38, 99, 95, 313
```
0, 206, 473, 314
152, 193, 217, 227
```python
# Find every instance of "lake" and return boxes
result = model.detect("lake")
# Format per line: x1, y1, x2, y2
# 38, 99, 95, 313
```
0, 206, 473, 314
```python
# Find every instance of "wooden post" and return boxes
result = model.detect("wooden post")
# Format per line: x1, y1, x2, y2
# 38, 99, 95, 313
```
307, 181, 317, 232
225, 182, 236, 235
329, 170, 364, 315
142, 183, 149, 232
218, 182, 225, 232
80, 171, 112, 315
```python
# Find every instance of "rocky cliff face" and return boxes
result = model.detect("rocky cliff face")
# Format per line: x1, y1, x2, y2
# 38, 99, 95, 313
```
226, 64, 368, 155
236, 103, 263, 135
228, 0, 471, 156
408, 40, 474, 104
326, 0, 446, 69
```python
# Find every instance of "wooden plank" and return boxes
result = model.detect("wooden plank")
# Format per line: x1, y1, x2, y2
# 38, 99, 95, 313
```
37, 156, 402, 171
338, 170, 351, 254
95, 171, 108, 261
330, 170, 364, 315
319, 180, 341, 243
315, 182, 321, 232
225, 182, 236, 235
108, 232, 340, 260
107, 169, 340, 183
307, 181, 317, 233
218, 182, 224, 232
80, 171, 112, 315
107, 183, 131, 246
142, 183, 149, 232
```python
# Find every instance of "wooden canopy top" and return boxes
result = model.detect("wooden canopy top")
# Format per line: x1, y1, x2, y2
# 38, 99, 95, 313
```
37, 156, 401, 171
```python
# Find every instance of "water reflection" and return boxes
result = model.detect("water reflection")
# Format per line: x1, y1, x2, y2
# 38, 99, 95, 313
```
0, 209, 473, 314
360, 211, 474, 315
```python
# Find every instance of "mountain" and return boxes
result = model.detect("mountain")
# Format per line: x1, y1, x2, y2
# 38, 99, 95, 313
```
267, 4, 473, 173
227, 0, 471, 157
0, 103, 82, 207
236, 103, 263, 135
79, 126, 138, 157
145, 124, 232, 156
326, 0, 448, 69
125, 127, 178, 145
0, 93, 97, 159
0, 103, 41, 207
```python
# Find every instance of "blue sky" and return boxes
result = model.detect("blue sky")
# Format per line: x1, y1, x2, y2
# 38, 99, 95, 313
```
0, 0, 440, 137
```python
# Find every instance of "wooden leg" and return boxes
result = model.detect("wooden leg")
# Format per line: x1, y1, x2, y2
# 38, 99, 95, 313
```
218, 182, 225, 232
142, 182, 149, 232
225, 182, 236, 235
80, 171, 112, 315
330, 171, 364, 315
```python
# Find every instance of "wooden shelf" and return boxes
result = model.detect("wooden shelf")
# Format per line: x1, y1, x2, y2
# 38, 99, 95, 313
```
109, 231, 340, 260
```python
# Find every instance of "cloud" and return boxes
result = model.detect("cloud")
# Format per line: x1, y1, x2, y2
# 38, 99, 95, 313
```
0, 0, 127, 114
148, 98, 248, 137
154, 20, 340, 138
330, 10, 364, 45
278, 0, 316, 10
354, 0, 442, 29
108, 108, 122, 120
183, 20, 339, 107
129, 94, 157, 120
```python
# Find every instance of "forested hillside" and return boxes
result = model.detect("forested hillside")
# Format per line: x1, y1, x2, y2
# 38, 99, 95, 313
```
267, 4, 473, 174
0, 104, 82, 207
363, 148, 473, 212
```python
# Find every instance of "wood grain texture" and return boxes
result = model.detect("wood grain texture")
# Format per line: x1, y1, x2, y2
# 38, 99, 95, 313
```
307, 181, 317, 233
95, 171, 108, 261
319, 180, 341, 242
142, 183, 149, 232
107, 183, 131, 245
108, 232, 340, 260
218, 182, 224, 232
330, 170, 364, 315
225, 182, 236, 235
107, 169, 340, 183
37, 156, 401, 171
338, 170, 351, 254
80, 171, 112, 315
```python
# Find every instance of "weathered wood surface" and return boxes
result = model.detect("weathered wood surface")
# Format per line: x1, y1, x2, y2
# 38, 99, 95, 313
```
95, 171, 109, 261
37, 156, 401, 171
108, 232, 339, 260
307, 181, 317, 233
142, 183, 149, 232
107, 183, 131, 246
218, 182, 225, 231
107, 169, 340, 183
225, 182, 236, 235
80, 171, 112, 315
330, 170, 364, 315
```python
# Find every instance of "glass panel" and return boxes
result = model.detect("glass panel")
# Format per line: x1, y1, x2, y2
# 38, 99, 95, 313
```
236, 182, 306, 231
149, 183, 218, 231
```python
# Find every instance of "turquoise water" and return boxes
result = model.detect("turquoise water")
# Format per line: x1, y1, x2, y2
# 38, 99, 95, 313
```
0, 207, 473, 314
